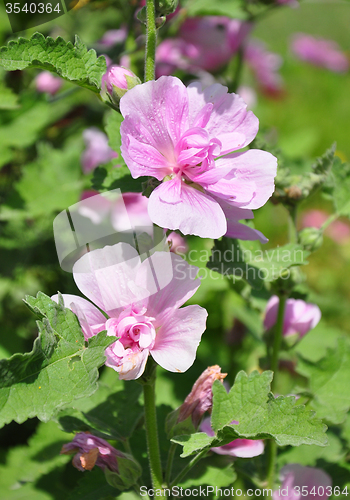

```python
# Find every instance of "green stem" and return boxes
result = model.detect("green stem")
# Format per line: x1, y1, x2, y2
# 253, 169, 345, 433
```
165, 442, 177, 486
170, 449, 207, 487
143, 362, 163, 491
266, 439, 277, 493
270, 294, 287, 392
321, 212, 339, 231
288, 205, 298, 244
145, 0, 157, 82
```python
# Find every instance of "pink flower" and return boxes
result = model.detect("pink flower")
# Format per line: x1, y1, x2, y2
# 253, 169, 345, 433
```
120, 76, 277, 239
101, 66, 141, 104
81, 128, 118, 173
291, 34, 349, 73
35, 71, 62, 95
264, 296, 321, 338
156, 17, 251, 76
178, 366, 227, 427
61, 432, 122, 472
52, 242, 207, 380
98, 27, 127, 48
245, 41, 283, 94
301, 209, 350, 244
273, 464, 332, 500
201, 417, 264, 458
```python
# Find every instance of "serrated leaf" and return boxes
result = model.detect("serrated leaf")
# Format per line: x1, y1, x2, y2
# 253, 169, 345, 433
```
105, 110, 124, 165
328, 157, 350, 217
207, 239, 308, 289
0, 33, 106, 93
297, 338, 350, 424
0, 292, 115, 428
173, 371, 327, 457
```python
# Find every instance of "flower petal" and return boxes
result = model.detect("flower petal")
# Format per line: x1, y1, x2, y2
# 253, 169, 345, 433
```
151, 305, 207, 372
106, 347, 149, 380
73, 242, 141, 315
187, 82, 259, 154
148, 182, 227, 238
212, 150, 277, 209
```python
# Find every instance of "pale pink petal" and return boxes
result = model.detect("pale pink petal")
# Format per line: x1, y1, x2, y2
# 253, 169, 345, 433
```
136, 252, 201, 323
106, 348, 149, 380
278, 464, 332, 500
187, 82, 259, 154
122, 134, 171, 180
151, 305, 207, 372
51, 294, 106, 339
264, 296, 280, 330
212, 439, 264, 458
148, 182, 227, 238
73, 243, 141, 315
120, 76, 189, 165
210, 150, 277, 209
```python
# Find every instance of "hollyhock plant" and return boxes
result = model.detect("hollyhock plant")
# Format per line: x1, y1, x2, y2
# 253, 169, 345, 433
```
156, 17, 251, 76
245, 41, 283, 94
35, 71, 63, 95
201, 418, 264, 458
273, 464, 332, 499
52, 242, 207, 380
291, 34, 349, 73
264, 296, 321, 338
120, 76, 277, 239
81, 128, 118, 173
61, 432, 122, 472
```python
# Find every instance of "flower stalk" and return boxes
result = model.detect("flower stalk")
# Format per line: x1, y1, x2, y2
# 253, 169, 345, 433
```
145, 0, 157, 82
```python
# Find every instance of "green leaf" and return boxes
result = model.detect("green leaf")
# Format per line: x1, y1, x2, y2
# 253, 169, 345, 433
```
207, 239, 308, 289
328, 157, 350, 217
105, 110, 124, 165
0, 292, 116, 428
0, 84, 19, 109
0, 421, 73, 499
0, 33, 106, 94
180, 459, 237, 489
183, 0, 246, 18
91, 164, 147, 193
67, 468, 121, 500
297, 338, 350, 424
174, 371, 327, 457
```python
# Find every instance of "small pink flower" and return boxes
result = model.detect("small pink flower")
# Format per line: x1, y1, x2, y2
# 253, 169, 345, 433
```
61, 432, 122, 472
245, 41, 283, 94
156, 17, 251, 76
52, 242, 207, 380
120, 76, 277, 239
178, 366, 227, 427
35, 71, 62, 95
291, 34, 349, 73
264, 296, 321, 338
273, 464, 332, 500
98, 27, 127, 48
81, 128, 118, 173
201, 417, 264, 458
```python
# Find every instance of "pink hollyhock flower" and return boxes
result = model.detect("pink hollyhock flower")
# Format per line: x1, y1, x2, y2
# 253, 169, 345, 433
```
98, 27, 127, 48
61, 432, 122, 472
35, 71, 62, 95
264, 296, 321, 338
156, 17, 251, 76
178, 365, 227, 427
52, 242, 207, 380
120, 76, 277, 239
81, 128, 118, 173
291, 34, 349, 73
201, 417, 264, 458
273, 464, 332, 500
301, 209, 350, 244
245, 41, 283, 94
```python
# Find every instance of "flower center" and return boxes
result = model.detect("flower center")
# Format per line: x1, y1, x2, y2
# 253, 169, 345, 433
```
105, 309, 156, 366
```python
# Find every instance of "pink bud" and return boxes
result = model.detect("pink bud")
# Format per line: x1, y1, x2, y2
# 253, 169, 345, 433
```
264, 296, 321, 339
178, 365, 227, 427
35, 71, 62, 95
61, 432, 123, 472
101, 66, 141, 105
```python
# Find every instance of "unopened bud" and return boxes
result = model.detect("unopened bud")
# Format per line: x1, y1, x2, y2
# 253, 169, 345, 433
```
298, 227, 323, 252
156, 0, 178, 15
100, 66, 141, 106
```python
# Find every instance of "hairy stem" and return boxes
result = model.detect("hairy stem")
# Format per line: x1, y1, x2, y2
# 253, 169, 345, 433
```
270, 294, 287, 392
145, 0, 157, 82
288, 205, 298, 244
143, 361, 163, 491
165, 442, 177, 486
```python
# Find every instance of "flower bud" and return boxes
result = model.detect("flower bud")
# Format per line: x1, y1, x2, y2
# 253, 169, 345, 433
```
166, 366, 227, 437
298, 226, 323, 252
100, 66, 141, 106
156, 0, 178, 15
35, 71, 62, 95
